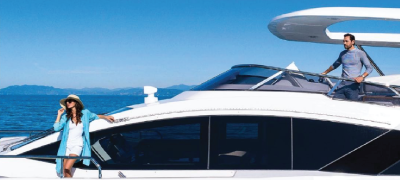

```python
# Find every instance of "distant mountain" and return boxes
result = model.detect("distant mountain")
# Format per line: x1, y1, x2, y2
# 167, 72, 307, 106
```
165, 84, 196, 91
0, 84, 194, 96
0, 85, 67, 95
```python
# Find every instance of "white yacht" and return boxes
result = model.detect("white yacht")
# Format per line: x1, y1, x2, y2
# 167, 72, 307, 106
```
1, 7, 400, 179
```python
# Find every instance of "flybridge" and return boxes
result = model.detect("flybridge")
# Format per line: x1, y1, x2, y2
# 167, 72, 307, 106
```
268, 7, 400, 48
268, 7, 400, 77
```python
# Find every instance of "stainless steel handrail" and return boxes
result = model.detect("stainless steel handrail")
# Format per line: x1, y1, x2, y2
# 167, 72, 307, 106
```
0, 155, 102, 179
232, 64, 400, 94
0, 128, 56, 152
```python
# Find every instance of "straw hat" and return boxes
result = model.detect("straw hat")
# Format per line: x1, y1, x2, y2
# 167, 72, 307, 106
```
60, 94, 85, 109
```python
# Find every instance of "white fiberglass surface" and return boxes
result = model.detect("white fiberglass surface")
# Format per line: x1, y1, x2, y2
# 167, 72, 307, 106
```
268, 7, 400, 47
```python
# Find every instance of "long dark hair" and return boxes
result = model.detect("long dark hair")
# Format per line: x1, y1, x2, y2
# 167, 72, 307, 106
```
66, 100, 83, 125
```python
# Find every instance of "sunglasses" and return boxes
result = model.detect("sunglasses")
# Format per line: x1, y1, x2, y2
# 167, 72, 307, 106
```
66, 99, 76, 103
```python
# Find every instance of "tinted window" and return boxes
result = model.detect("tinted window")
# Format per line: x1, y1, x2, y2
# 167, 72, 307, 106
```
21, 140, 60, 164
293, 118, 387, 170
226, 123, 258, 139
323, 130, 400, 175
90, 117, 208, 170
363, 84, 397, 96
210, 116, 291, 169
381, 157, 400, 175
192, 67, 280, 90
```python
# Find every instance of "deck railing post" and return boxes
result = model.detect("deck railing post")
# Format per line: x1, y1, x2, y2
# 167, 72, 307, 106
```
60, 158, 64, 178
91, 158, 102, 178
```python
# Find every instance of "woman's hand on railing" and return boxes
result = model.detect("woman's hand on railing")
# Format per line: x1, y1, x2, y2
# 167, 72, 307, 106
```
98, 115, 115, 122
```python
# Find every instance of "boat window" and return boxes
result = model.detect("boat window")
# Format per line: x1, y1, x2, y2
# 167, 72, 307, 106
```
21, 140, 93, 168
322, 130, 400, 175
293, 118, 387, 170
363, 83, 397, 96
192, 67, 281, 91
89, 117, 209, 170
380, 162, 400, 175
20, 140, 60, 164
209, 116, 291, 169
359, 84, 400, 106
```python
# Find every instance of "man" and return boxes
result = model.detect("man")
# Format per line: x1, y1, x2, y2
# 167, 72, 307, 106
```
321, 33, 373, 100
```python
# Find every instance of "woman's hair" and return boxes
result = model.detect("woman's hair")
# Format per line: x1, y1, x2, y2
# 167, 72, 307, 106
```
66, 100, 83, 125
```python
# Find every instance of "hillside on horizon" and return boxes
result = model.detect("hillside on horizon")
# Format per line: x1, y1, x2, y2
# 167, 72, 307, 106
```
0, 84, 196, 96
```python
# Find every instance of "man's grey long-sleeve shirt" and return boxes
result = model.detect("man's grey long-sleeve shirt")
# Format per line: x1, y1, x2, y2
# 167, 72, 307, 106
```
331, 48, 373, 78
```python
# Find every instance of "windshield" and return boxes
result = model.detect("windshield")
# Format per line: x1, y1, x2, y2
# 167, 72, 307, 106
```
193, 65, 336, 92
192, 64, 400, 105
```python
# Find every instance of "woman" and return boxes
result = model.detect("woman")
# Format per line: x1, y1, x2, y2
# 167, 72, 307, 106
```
53, 94, 114, 177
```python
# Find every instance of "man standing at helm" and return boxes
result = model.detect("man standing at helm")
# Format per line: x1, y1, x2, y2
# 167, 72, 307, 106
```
321, 33, 373, 100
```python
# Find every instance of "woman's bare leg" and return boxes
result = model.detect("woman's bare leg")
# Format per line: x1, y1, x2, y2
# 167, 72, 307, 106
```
63, 159, 68, 176
63, 154, 78, 178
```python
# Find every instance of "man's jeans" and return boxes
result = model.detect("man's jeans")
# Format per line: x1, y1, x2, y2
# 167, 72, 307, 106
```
333, 82, 360, 101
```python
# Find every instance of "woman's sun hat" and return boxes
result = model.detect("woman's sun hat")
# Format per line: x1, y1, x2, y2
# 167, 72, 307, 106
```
60, 94, 85, 109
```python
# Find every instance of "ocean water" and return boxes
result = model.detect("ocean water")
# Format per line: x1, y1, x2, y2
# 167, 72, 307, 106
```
0, 95, 174, 138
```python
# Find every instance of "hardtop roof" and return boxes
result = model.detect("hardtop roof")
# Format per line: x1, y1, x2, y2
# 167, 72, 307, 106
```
268, 7, 400, 48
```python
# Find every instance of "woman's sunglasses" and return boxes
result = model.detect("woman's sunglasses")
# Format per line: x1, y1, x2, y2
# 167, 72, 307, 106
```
66, 99, 76, 103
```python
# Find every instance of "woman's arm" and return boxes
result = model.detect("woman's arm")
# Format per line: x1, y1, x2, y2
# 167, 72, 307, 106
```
87, 109, 114, 122
54, 108, 66, 131
98, 115, 115, 122
54, 108, 64, 123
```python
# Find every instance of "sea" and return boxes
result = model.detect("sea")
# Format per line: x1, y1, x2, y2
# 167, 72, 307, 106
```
0, 95, 174, 138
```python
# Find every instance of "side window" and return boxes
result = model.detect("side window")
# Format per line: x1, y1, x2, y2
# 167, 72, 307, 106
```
361, 84, 400, 106
381, 147, 400, 175
210, 116, 291, 169
90, 117, 209, 170
324, 130, 400, 175
363, 83, 397, 96
21, 140, 60, 164
293, 118, 387, 170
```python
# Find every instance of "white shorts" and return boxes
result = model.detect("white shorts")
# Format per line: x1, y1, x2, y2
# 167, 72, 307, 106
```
65, 145, 83, 156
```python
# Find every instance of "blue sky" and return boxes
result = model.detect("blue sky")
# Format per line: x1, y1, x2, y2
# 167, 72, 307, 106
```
1, 0, 400, 89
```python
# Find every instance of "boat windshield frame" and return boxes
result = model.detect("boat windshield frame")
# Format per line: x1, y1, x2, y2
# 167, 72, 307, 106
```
192, 64, 400, 96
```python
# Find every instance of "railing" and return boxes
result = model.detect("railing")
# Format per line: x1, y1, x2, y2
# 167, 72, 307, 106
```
231, 64, 400, 95
0, 155, 102, 179
0, 128, 56, 152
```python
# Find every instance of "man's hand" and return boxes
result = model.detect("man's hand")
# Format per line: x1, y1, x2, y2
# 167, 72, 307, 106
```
318, 76, 325, 83
318, 73, 327, 83
354, 76, 364, 83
